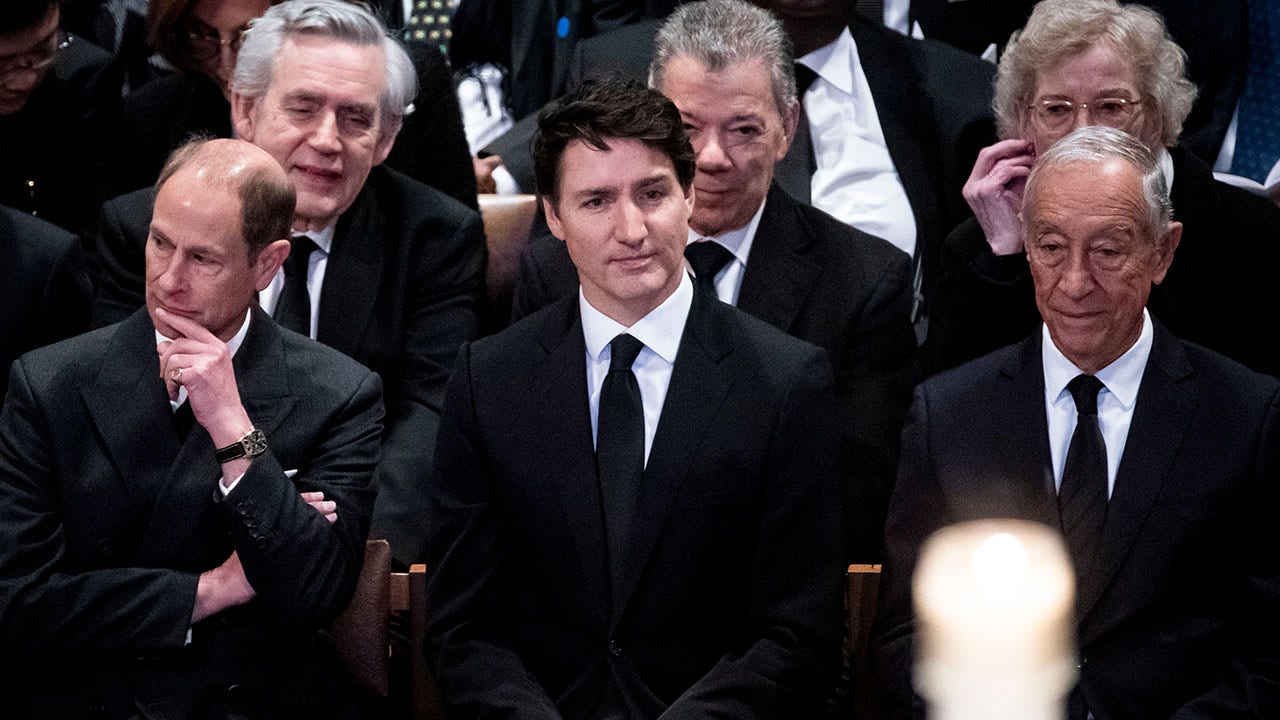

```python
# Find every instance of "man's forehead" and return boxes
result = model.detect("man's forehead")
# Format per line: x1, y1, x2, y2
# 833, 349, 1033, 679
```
266, 35, 387, 97
560, 138, 678, 182
0, 6, 59, 57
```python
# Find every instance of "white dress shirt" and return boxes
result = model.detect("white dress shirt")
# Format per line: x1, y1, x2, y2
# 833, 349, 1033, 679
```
685, 198, 765, 306
1042, 309, 1154, 497
156, 308, 253, 496
257, 222, 337, 340
580, 273, 694, 465
798, 28, 918, 258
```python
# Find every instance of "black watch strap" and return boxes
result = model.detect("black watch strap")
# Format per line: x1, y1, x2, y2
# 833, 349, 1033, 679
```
215, 428, 267, 464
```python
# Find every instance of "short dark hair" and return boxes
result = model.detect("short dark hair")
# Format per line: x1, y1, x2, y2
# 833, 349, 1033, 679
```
157, 138, 296, 259
533, 77, 696, 205
0, 0, 56, 35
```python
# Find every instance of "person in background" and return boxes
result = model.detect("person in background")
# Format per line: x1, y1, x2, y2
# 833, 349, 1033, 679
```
922, 0, 1280, 379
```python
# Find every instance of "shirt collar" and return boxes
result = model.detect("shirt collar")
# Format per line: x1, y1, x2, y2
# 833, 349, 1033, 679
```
293, 220, 337, 254
797, 27, 856, 97
580, 272, 693, 366
1042, 308, 1153, 411
685, 195, 766, 267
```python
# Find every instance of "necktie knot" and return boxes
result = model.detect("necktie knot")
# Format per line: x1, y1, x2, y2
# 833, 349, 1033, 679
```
289, 234, 318, 264
684, 241, 734, 296
608, 334, 644, 374
1067, 374, 1104, 415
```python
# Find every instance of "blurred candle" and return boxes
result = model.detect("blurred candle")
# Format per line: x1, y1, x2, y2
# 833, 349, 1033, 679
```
914, 520, 1077, 720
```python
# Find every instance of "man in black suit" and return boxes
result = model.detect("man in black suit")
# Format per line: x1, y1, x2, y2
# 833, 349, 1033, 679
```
425, 78, 844, 719
0, 138, 385, 719
513, 0, 916, 562
922, 0, 1280, 379
91, 0, 485, 567
0, 205, 92, 403
874, 126, 1280, 720
486, 0, 995, 325
0, 0, 121, 234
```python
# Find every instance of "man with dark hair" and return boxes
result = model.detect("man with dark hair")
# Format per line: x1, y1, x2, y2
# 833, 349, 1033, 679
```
0, 138, 386, 719
0, 0, 121, 233
424, 77, 844, 720
91, 0, 485, 569
874, 127, 1280, 720
514, 0, 917, 563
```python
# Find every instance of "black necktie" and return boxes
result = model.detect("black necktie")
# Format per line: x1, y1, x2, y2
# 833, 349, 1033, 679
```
173, 401, 195, 442
1059, 374, 1108, 579
274, 234, 317, 336
596, 334, 646, 601
794, 63, 818, 95
684, 241, 734, 299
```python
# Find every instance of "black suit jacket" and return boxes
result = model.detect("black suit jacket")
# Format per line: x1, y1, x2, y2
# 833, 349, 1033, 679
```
425, 289, 845, 719
116, 43, 479, 209
0, 306, 384, 719
90, 166, 486, 566
486, 16, 995, 306
922, 147, 1280, 379
873, 324, 1280, 720
0, 206, 91, 402
513, 184, 917, 561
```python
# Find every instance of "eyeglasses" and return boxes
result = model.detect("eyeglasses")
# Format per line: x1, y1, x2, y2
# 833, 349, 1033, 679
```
0, 28, 67, 84
186, 23, 251, 63
1028, 97, 1143, 133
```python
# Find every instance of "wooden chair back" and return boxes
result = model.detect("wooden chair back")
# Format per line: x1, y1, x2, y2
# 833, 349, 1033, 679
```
846, 563, 882, 719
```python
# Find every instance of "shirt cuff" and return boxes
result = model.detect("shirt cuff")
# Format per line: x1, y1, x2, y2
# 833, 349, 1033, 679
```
492, 164, 521, 195
220, 472, 245, 496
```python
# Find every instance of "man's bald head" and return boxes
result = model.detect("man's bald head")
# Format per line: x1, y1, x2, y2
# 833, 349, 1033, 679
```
156, 138, 296, 261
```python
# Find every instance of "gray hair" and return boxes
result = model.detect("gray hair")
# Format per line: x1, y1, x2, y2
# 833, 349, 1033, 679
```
233, 0, 417, 133
994, 0, 1196, 148
1026, 126, 1172, 235
649, 0, 797, 121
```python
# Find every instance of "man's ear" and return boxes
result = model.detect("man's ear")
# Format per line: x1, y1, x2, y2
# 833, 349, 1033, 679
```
543, 196, 566, 241
779, 101, 800, 159
253, 238, 291, 291
1150, 221, 1182, 285
231, 92, 257, 143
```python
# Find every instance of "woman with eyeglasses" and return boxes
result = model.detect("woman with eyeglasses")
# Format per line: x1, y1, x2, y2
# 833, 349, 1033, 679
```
920, 0, 1280, 380
115, 0, 476, 208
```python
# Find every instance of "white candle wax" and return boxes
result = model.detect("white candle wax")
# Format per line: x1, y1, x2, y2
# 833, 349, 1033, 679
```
914, 519, 1077, 720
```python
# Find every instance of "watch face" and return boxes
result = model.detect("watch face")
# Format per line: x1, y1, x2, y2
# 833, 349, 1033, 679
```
245, 429, 268, 457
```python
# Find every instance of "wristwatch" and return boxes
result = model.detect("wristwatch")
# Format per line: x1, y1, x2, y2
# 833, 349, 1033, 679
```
214, 427, 268, 464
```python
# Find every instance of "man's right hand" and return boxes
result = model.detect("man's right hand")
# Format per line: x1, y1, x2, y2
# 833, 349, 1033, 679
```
962, 139, 1036, 256
474, 155, 502, 195
192, 551, 255, 623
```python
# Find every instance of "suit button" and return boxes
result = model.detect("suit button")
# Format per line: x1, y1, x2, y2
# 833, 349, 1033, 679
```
96, 540, 114, 559
607, 641, 622, 656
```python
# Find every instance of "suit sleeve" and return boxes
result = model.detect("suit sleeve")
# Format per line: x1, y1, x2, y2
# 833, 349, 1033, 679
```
1169, 390, 1280, 719
89, 194, 148, 329
660, 348, 845, 719
217, 370, 385, 626
370, 206, 486, 567
424, 343, 566, 719
871, 384, 946, 720
839, 246, 918, 563
0, 358, 196, 664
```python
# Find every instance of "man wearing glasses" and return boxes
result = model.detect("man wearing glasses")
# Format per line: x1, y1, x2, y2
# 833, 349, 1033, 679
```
0, 0, 122, 234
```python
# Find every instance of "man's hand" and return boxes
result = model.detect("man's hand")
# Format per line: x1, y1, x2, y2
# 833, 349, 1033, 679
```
302, 491, 339, 524
192, 551, 255, 623
156, 307, 253, 451
962, 139, 1036, 256
473, 155, 502, 195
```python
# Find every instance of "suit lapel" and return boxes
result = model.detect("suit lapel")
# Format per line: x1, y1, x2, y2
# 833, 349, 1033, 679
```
611, 293, 734, 627
1076, 326, 1195, 626
316, 186, 382, 357
995, 337, 1060, 526
533, 301, 611, 617
139, 308, 298, 564
735, 186, 821, 333
776, 115, 814, 203
81, 310, 184, 504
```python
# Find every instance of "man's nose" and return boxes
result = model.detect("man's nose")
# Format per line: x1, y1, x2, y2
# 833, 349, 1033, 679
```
695, 133, 731, 172
1059, 250, 1096, 298
309, 111, 342, 152
616, 200, 647, 245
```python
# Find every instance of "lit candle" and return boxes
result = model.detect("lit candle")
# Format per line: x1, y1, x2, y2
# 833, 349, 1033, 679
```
914, 520, 1077, 720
